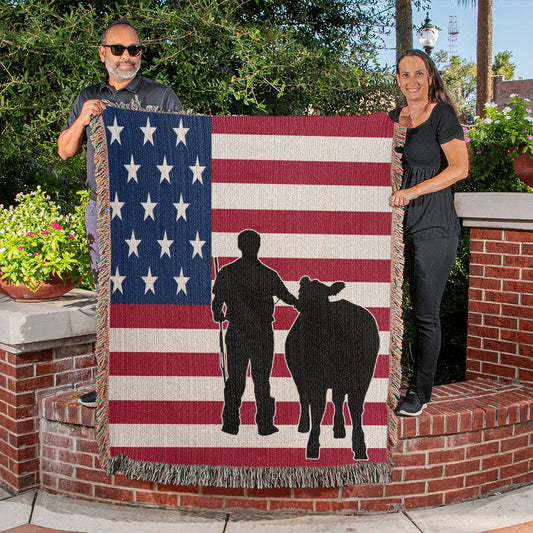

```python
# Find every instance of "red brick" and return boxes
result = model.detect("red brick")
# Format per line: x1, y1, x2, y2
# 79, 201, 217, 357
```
226, 497, 269, 510
57, 449, 93, 468
35, 359, 73, 376
390, 452, 427, 467
501, 329, 533, 346
469, 287, 483, 300
521, 269, 533, 281
518, 368, 533, 383
501, 434, 529, 452
484, 291, 520, 304
470, 252, 502, 266
269, 499, 314, 511
468, 239, 484, 252
469, 300, 501, 317
247, 487, 292, 498
447, 431, 482, 448
428, 476, 464, 492
403, 436, 446, 452
469, 264, 484, 277
466, 441, 500, 459
342, 484, 384, 498
519, 344, 533, 357
385, 481, 425, 497
358, 498, 402, 513
428, 447, 465, 464
468, 312, 482, 326
41, 458, 74, 477
54, 343, 94, 358
444, 486, 479, 504
403, 464, 443, 481
485, 266, 521, 280
201, 486, 244, 496
400, 416, 417, 438
467, 349, 499, 363
314, 501, 345, 512
55, 369, 93, 387
506, 230, 533, 243
465, 468, 499, 487
500, 461, 529, 480
444, 459, 481, 477
472, 229, 503, 241
485, 241, 519, 255
15, 349, 54, 364
482, 363, 517, 380
484, 339, 518, 355
76, 466, 111, 485
468, 325, 501, 340
73, 354, 97, 369
58, 478, 94, 497
502, 304, 533, 319
94, 485, 134, 503
158, 483, 200, 494
503, 280, 533, 295
9, 375, 54, 392
293, 486, 339, 499
113, 474, 155, 490
504, 255, 533, 267
469, 277, 502, 291
180, 495, 224, 509
523, 243, 533, 256
484, 315, 519, 329
41, 472, 58, 490
135, 491, 178, 507
404, 493, 444, 509
482, 451, 514, 470
513, 447, 533, 462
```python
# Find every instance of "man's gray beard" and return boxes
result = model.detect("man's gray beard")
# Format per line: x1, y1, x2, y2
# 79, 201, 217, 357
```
108, 60, 141, 80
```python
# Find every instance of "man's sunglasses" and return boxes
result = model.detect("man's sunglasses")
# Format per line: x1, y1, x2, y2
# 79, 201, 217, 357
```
102, 44, 143, 57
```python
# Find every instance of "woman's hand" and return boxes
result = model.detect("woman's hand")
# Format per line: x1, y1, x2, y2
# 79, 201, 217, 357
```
389, 188, 418, 207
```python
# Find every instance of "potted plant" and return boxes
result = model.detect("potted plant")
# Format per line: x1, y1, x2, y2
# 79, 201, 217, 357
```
467, 95, 533, 188
0, 188, 90, 301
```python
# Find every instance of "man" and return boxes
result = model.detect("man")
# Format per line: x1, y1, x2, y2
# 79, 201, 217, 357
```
212, 230, 299, 436
58, 18, 182, 407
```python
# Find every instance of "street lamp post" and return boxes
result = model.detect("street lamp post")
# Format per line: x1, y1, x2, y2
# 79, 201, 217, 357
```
418, 13, 440, 56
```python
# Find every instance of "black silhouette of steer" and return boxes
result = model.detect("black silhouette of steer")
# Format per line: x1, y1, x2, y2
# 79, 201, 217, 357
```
285, 277, 380, 460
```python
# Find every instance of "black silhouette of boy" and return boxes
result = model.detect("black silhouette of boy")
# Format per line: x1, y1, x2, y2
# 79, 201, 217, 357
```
212, 230, 298, 436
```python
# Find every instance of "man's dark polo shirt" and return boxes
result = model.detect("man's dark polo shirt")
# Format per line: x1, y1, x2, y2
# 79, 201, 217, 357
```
62, 72, 183, 192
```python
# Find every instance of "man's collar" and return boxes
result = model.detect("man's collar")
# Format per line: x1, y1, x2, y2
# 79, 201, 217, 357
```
99, 71, 143, 93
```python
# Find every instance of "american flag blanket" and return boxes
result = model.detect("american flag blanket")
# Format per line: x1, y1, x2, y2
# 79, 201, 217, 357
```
91, 107, 399, 488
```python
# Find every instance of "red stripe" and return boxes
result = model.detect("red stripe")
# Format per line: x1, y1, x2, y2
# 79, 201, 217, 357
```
109, 446, 387, 467
109, 352, 389, 378
212, 210, 391, 236
212, 114, 394, 138
110, 304, 389, 331
109, 401, 387, 426
215, 257, 391, 283
212, 159, 391, 186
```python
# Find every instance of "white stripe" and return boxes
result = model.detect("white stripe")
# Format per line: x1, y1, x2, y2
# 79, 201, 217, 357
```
212, 134, 393, 163
212, 183, 392, 213
109, 422, 387, 450
108, 376, 388, 404
213, 233, 391, 260
109, 328, 390, 355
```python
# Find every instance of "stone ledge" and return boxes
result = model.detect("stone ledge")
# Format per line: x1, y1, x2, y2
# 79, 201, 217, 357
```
454, 193, 533, 230
0, 289, 96, 353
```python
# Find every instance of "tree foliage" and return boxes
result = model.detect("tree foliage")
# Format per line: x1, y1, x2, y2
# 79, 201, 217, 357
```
492, 50, 515, 81
0, 0, 397, 207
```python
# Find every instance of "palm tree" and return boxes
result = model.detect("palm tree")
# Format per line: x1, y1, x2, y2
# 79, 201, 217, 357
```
395, 0, 413, 60
459, 0, 493, 117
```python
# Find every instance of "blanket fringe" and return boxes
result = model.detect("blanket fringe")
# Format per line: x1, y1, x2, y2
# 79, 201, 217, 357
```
102, 454, 390, 488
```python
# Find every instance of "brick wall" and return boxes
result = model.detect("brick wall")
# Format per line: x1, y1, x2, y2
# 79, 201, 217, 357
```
0, 343, 96, 493
467, 228, 533, 385
493, 76, 533, 109
39, 380, 533, 513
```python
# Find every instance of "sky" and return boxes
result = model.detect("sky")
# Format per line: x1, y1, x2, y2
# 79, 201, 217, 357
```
378, 0, 533, 80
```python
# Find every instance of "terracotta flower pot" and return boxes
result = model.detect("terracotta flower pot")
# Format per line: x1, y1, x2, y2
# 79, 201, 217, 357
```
0, 273, 82, 302
512, 148, 533, 188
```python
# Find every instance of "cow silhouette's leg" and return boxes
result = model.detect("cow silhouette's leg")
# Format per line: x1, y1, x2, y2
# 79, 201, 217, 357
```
332, 389, 346, 439
347, 391, 367, 459
298, 395, 310, 433
306, 392, 326, 459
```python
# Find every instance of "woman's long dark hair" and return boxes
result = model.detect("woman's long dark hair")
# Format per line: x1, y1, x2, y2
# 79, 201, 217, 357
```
396, 49, 456, 108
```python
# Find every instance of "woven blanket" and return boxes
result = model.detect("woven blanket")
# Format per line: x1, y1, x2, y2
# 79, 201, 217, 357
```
91, 108, 399, 488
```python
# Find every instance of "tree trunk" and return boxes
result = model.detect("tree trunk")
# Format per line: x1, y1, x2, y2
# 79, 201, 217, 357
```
395, 0, 413, 61
476, 0, 493, 117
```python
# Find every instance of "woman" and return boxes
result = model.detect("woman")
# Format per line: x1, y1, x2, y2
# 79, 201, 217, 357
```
389, 49, 469, 416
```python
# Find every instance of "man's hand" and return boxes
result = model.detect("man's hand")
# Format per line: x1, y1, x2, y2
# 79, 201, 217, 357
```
79, 99, 106, 127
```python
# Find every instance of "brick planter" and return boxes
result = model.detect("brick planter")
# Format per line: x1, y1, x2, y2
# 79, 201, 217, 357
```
39, 380, 533, 513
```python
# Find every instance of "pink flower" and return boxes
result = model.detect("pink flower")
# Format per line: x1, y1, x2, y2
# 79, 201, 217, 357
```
528, 135, 533, 140
33, 252, 39, 256
527, 109, 532, 113
49, 222, 63, 231
66, 234, 75, 240
464, 136, 471, 143
25, 231, 34, 237
17, 246, 23, 251
41, 230, 50, 235
476, 150, 482, 154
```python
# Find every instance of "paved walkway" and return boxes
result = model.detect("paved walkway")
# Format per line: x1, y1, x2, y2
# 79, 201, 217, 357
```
1, 485, 532, 533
